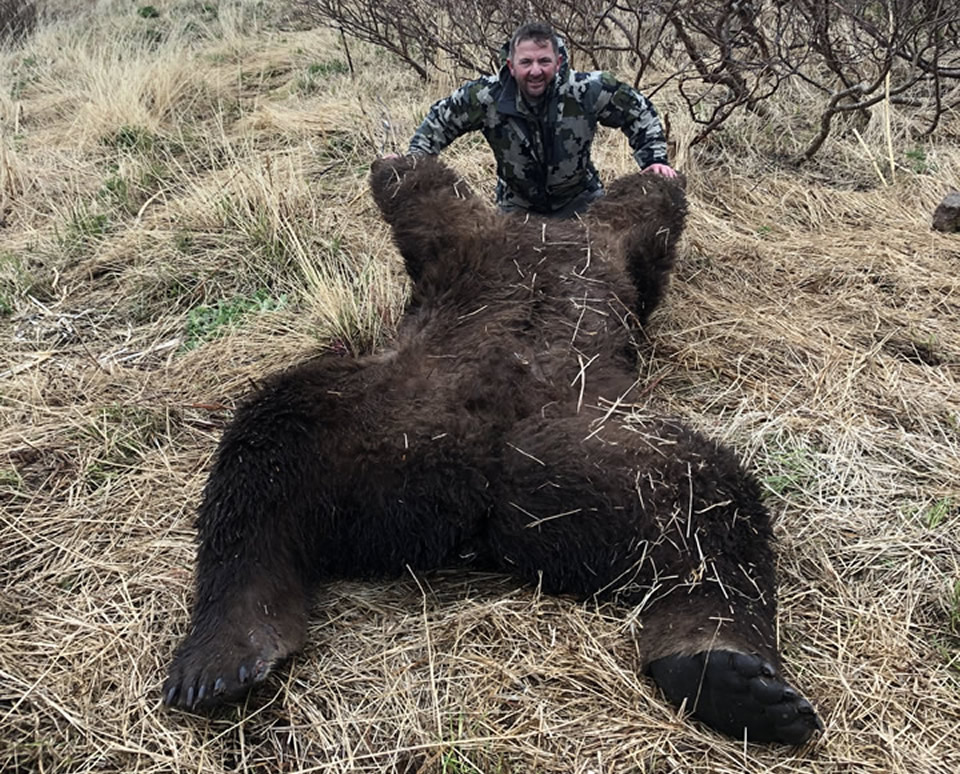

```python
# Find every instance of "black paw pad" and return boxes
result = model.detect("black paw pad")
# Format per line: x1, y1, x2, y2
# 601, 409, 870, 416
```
648, 649, 823, 745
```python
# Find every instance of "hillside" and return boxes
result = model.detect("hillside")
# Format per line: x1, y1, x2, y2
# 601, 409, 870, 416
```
1, 1, 959, 772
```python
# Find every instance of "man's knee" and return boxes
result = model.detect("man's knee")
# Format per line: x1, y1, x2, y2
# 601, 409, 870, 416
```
498, 188, 605, 219
550, 187, 605, 219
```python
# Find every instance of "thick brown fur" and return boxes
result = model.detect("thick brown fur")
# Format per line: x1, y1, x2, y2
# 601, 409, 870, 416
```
163, 155, 821, 745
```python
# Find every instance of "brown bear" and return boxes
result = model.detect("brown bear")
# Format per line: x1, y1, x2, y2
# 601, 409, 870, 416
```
162, 155, 822, 745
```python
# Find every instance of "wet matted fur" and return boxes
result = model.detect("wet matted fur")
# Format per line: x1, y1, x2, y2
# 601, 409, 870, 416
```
162, 155, 822, 745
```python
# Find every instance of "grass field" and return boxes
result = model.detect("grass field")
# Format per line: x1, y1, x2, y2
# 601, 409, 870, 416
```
2, 1, 959, 772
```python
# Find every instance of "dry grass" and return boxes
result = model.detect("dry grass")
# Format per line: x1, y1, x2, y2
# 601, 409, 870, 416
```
2, 1, 959, 772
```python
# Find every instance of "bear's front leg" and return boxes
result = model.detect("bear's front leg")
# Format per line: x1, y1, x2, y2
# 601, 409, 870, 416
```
585, 172, 688, 325
369, 155, 497, 291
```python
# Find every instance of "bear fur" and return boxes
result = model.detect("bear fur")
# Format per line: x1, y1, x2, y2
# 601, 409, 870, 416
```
162, 155, 822, 745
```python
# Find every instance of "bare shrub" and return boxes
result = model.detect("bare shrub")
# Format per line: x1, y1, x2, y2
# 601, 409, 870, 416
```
291, 0, 960, 162
786, 0, 960, 160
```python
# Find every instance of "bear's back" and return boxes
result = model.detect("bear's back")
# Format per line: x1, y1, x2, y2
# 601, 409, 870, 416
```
390, 216, 641, 425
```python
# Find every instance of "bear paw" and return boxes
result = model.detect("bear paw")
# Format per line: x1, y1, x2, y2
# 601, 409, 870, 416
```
369, 154, 469, 222
163, 615, 302, 711
648, 649, 823, 745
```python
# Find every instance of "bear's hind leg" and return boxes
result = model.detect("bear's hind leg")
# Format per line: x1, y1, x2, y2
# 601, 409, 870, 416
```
163, 555, 307, 710
164, 359, 492, 711
633, 586, 822, 744
648, 648, 821, 744
485, 415, 822, 744
163, 379, 325, 710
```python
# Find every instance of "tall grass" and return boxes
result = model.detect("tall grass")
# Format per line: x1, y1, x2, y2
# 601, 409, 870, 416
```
1, 1, 959, 772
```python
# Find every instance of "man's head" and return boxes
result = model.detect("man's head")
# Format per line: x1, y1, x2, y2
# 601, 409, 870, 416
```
507, 22, 562, 99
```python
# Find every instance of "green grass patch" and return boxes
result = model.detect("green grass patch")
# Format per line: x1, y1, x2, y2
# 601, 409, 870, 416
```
761, 445, 818, 499
308, 60, 348, 77
183, 288, 286, 349
920, 498, 953, 530
102, 125, 156, 153
904, 146, 935, 174
56, 205, 111, 258
0, 467, 22, 488
99, 173, 130, 207
8, 52, 39, 98
297, 59, 350, 93
98, 159, 173, 214
949, 578, 960, 636
0, 251, 27, 315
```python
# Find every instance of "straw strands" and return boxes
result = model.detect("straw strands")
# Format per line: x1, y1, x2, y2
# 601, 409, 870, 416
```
1, 1, 959, 772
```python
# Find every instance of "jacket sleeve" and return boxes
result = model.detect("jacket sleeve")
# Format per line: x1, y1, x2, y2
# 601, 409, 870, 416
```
594, 72, 669, 169
408, 78, 492, 155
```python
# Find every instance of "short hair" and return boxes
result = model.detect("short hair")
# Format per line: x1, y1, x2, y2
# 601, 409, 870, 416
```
509, 21, 559, 58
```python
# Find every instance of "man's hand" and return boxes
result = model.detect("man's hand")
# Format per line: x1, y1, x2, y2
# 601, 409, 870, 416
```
642, 163, 677, 178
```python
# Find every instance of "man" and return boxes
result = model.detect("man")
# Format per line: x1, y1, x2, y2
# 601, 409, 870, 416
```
405, 21, 677, 218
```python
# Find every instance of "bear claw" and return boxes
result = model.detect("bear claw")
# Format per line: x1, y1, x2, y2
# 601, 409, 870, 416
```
648, 649, 823, 745
163, 599, 306, 712
162, 638, 280, 711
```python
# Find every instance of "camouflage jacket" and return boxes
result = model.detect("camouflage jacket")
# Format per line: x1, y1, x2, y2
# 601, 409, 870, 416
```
408, 39, 668, 214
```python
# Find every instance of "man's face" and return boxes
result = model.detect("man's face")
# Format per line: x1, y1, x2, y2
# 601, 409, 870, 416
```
507, 39, 560, 99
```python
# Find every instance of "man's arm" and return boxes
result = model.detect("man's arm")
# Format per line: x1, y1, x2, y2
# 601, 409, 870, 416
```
408, 78, 494, 155
593, 73, 676, 177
